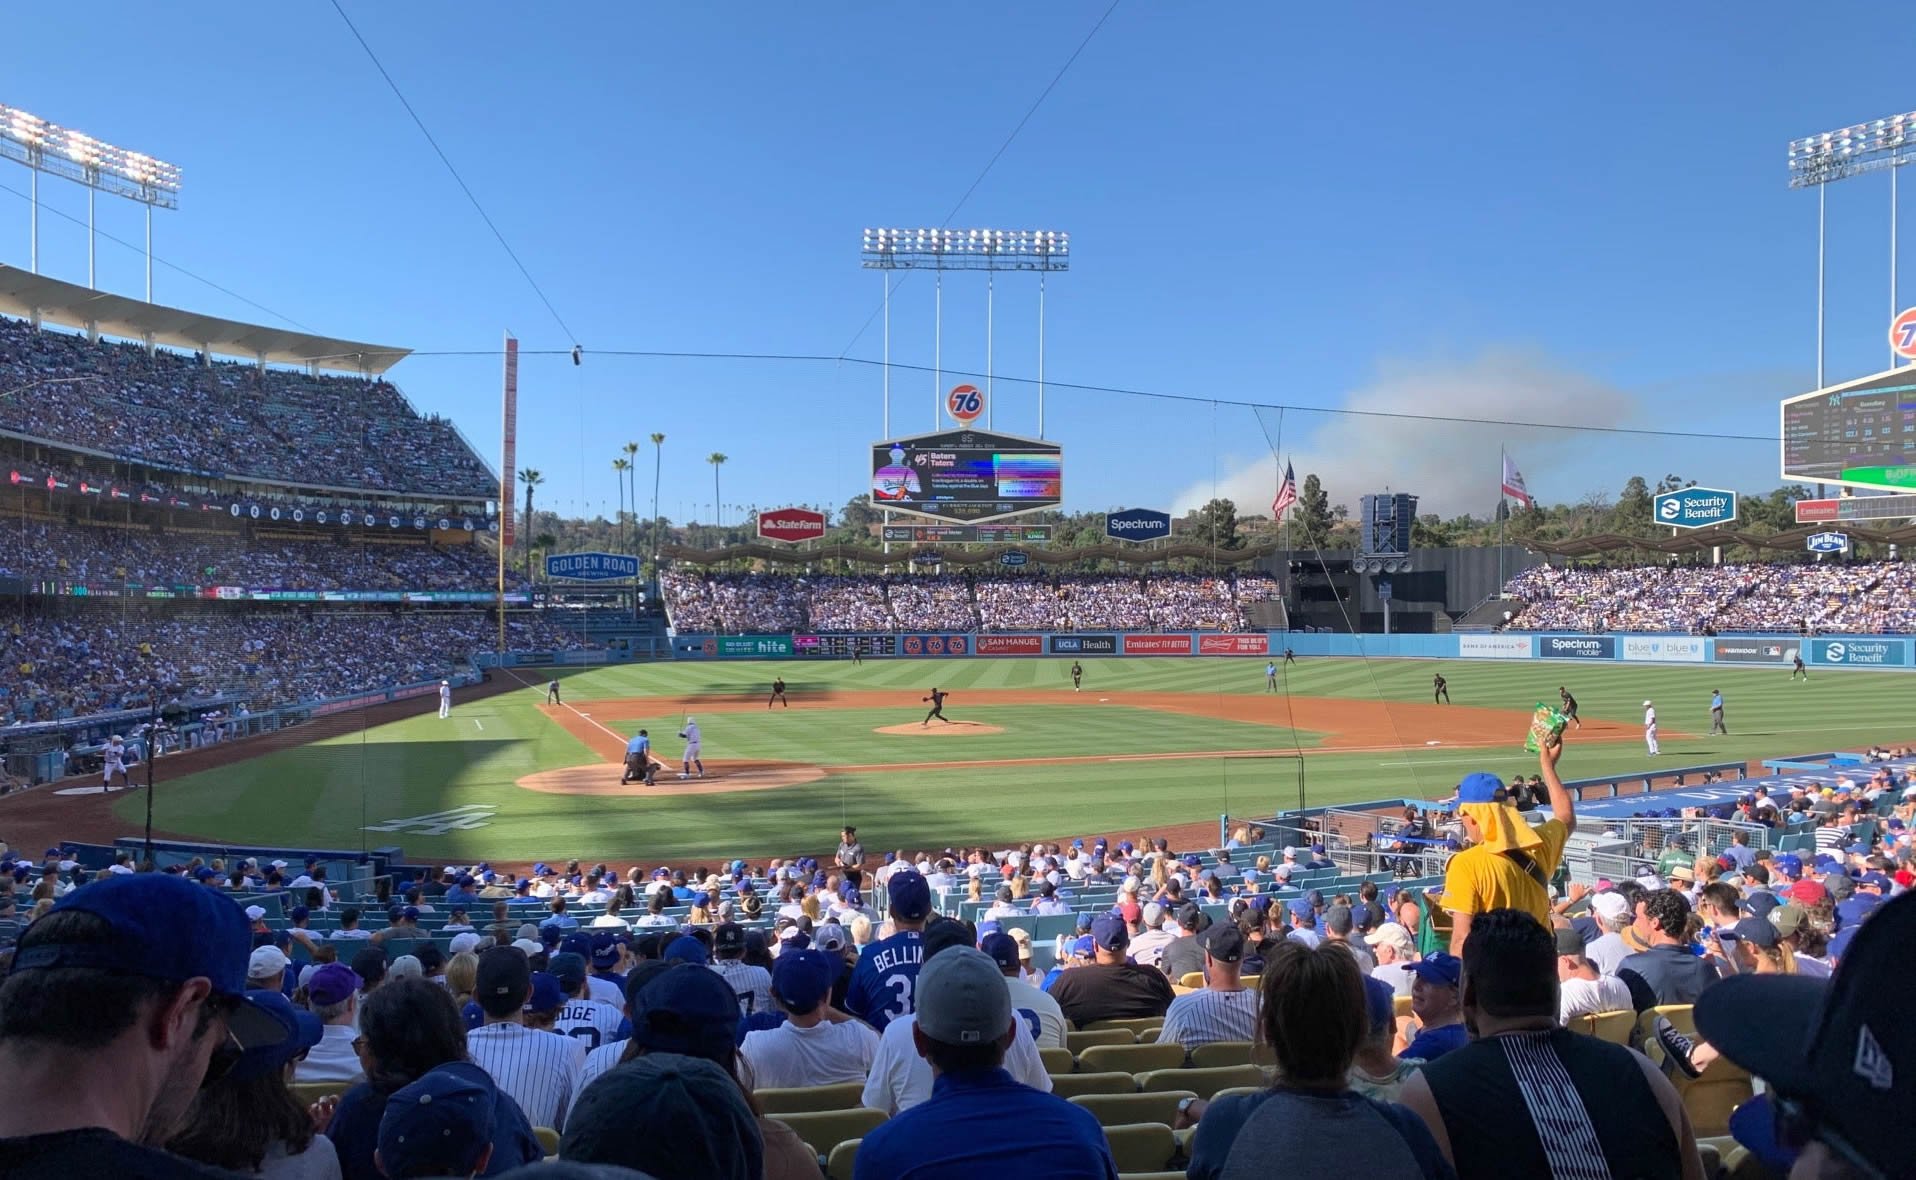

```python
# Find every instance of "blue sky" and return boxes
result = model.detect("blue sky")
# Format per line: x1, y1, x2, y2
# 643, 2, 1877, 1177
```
4, 3, 1912, 521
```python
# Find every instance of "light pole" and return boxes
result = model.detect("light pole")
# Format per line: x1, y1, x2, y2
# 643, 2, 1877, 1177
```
1789, 111, 1916, 377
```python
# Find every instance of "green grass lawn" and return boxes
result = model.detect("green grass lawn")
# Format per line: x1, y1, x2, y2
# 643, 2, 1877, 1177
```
119, 657, 1916, 862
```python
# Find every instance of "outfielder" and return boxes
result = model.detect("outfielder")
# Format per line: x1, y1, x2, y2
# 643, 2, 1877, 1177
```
922, 687, 951, 726
678, 717, 705, 779
1433, 672, 1450, 704
101, 734, 130, 792
438, 679, 452, 719
1643, 699, 1659, 756
769, 677, 788, 709
1070, 661, 1083, 692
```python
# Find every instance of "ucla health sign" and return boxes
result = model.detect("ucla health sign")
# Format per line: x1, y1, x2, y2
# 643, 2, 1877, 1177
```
1621, 636, 1707, 663
1652, 487, 1737, 530
1105, 508, 1171, 542
546, 552, 640, 581
1539, 635, 1615, 660
1810, 638, 1908, 667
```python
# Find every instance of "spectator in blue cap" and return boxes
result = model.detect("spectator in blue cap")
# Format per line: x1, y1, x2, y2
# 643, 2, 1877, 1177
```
1046, 912, 1174, 1028
741, 949, 878, 1090
376, 1062, 498, 1179
329, 979, 542, 1180
845, 868, 931, 1031
522, 972, 564, 1031
168, 990, 337, 1176
1286, 899, 1323, 948
298, 962, 367, 1085
0, 872, 293, 1177
562, 1055, 761, 1180
1440, 740, 1578, 956
1398, 952, 1467, 1062
662, 934, 708, 966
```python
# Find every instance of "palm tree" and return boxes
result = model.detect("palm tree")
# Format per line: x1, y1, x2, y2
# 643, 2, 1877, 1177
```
533, 532, 558, 583
612, 457, 631, 553
622, 441, 640, 553
649, 433, 666, 567
707, 453, 728, 528
518, 468, 544, 576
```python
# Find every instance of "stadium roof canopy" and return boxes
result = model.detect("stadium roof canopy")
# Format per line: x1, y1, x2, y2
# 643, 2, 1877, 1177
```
0, 265, 409, 375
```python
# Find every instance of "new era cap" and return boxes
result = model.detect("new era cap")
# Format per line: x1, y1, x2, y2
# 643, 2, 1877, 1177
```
630, 961, 741, 1058
1201, 922, 1244, 964
1406, 952, 1462, 988
1090, 912, 1128, 951
547, 952, 588, 989
307, 963, 362, 1008
377, 1062, 496, 1179
772, 948, 834, 1012
713, 922, 746, 954
475, 945, 531, 1003
887, 869, 932, 921
978, 932, 1020, 973
915, 946, 1013, 1047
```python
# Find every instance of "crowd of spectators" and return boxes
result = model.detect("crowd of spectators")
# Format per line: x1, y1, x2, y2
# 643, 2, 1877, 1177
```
0, 316, 493, 497
1503, 560, 1916, 634
660, 570, 1282, 634
0, 520, 517, 590
1, 608, 584, 724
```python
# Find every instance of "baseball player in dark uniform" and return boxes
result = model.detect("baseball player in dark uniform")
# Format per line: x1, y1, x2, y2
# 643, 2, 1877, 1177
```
1558, 686, 1582, 729
768, 677, 788, 709
1283, 647, 1297, 666
1070, 661, 1083, 692
545, 678, 562, 705
1792, 653, 1809, 681
1432, 672, 1449, 704
921, 687, 951, 726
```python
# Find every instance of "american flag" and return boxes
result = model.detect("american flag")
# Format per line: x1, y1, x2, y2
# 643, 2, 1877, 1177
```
1272, 461, 1298, 517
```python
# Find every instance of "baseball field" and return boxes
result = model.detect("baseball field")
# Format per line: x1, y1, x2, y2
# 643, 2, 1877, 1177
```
6, 655, 1892, 866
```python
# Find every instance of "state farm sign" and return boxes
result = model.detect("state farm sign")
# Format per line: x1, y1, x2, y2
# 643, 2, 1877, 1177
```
757, 507, 827, 543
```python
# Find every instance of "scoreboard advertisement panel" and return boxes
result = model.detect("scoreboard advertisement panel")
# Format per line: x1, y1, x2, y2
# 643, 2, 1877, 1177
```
1781, 367, 1916, 492
872, 428, 1062, 523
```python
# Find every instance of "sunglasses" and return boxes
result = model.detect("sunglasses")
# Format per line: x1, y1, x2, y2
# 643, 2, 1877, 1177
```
1772, 1095, 1886, 1180
201, 1028, 243, 1090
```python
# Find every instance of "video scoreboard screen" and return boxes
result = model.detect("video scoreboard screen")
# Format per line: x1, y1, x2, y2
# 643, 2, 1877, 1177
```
1782, 368, 1916, 491
794, 635, 895, 658
872, 428, 1062, 523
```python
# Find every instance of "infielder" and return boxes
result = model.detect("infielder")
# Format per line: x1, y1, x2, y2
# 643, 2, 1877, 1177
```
678, 716, 705, 779
438, 679, 452, 719
922, 687, 951, 726
101, 734, 130, 792
1433, 672, 1450, 704
1643, 699, 1659, 756
768, 677, 789, 709
546, 677, 563, 704
1558, 686, 1582, 729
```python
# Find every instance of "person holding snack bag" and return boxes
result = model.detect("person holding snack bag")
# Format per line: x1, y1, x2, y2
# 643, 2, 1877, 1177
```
1439, 734, 1577, 954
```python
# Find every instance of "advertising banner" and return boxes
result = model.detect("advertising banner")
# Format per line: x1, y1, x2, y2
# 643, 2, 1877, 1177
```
1620, 636, 1708, 663
1538, 635, 1616, 660
1794, 499, 1841, 522
901, 635, 969, 656
1104, 508, 1172, 542
546, 552, 640, 581
1198, 634, 1271, 656
1124, 634, 1194, 655
976, 635, 1044, 655
1458, 635, 1532, 660
757, 508, 827, 544
717, 636, 793, 658
1653, 487, 1737, 529
1049, 635, 1118, 654
1713, 638, 1800, 665
1810, 638, 1908, 667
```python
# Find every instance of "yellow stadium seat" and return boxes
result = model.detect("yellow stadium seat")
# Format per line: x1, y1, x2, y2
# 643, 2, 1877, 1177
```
1135, 1025, 1164, 1044
533, 1126, 559, 1157
1189, 1040, 1254, 1069
1102, 1123, 1179, 1173
1066, 1027, 1137, 1053
1086, 1016, 1168, 1034
1069, 1089, 1197, 1129
1136, 1064, 1266, 1099
1632, 1003, 1696, 1047
1049, 1070, 1139, 1099
1393, 994, 1413, 1019
756, 1081, 867, 1113
1583, 1009, 1636, 1046
1209, 1085, 1263, 1105
826, 1138, 861, 1180
1178, 971, 1206, 988
770, 1108, 887, 1159
1638, 1037, 1753, 1140
1077, 1041, 1188, 1075
1040, 1046, 1077, 1075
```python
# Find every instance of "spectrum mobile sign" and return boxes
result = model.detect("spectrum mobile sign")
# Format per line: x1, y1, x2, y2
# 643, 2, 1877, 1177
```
1105, 508, 1171, 542
757, 507, 827, 543
1653, 487, 1738, 529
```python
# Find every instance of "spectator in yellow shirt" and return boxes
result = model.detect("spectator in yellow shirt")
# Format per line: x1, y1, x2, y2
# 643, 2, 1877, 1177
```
1440, 739, 1576, 954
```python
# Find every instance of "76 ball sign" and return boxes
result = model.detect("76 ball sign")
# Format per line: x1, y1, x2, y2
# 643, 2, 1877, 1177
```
946, 383, 985, 425
1892, 307, 1916, 361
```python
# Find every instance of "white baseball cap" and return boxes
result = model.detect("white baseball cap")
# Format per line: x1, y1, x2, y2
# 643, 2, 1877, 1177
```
387, 955, 424, 981
449, 932, 481, 955
1592, 891, 1631, 921
512, 938, 544, 957
244, 905, 267, 922
1643, 700, 1653, 707
248, 946, 290, 978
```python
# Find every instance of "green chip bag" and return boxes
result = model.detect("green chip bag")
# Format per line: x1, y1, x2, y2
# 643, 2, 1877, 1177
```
1525, 702, 1568, 753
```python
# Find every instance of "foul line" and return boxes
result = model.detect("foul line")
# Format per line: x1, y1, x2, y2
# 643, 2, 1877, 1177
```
507, 668, 629, 747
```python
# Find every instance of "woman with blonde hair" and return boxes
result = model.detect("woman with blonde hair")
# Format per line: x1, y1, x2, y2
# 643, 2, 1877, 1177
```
1730, 917, 1797, 974
443, 950, 479, 1005
966, 876, 983, 904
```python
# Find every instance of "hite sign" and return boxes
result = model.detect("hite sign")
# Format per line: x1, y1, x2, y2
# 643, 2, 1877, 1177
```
545, 552, 639, 581
1105, 508, 1171, 542
1652, 487, 1737, 530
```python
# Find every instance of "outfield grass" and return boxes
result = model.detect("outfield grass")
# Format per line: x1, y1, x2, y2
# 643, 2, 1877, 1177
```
118, 656, 1916, 863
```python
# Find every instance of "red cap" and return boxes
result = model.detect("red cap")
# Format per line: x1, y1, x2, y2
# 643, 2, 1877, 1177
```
1895, 869, 1915, 889
1789, 879, 1828, 906
1118, 900, 1141, 924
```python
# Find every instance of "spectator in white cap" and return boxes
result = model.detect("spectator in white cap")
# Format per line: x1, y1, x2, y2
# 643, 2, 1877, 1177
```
1584, 888, 1636, 977
248, 945, 291, 993
1365, 923, 1420, 997
1128, 902, 1176, 968
853, 946, 1116, 1179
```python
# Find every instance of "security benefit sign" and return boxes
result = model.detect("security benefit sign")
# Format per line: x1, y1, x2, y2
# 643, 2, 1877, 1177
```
546, 552, 640, 581
1652, 487, 1738, 530
872, 429, 1062, 524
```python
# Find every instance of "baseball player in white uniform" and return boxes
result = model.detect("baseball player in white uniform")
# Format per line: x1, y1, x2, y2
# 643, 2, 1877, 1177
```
438, 679, 452, 719
101, 735, 130, 792
678, 717, 705, 779
1643, 699, 1659, 756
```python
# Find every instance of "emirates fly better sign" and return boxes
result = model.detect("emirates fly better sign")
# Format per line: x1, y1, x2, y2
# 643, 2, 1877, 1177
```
757, 507, 827, 543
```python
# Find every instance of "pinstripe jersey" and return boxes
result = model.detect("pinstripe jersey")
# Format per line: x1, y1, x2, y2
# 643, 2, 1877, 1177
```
552, 997, 624, 1052
466, 1021, 588, 1132
1157, 986, 1259, 1050
710, 958, 774, 1017
577, 1038, 629, 1097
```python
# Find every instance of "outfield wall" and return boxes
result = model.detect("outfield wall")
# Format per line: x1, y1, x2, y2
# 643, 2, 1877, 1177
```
667, 631, 1911, 668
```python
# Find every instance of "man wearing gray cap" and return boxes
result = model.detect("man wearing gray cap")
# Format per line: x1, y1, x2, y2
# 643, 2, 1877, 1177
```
853, 947, 1118, 1180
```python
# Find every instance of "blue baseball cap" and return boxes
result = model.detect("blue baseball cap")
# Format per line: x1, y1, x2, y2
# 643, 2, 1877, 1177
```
229, 990, 320, 1081
664, 935, 709, 966
631, 962, 740, 1058
1457, 772, 1505, 804
523, 972, 563, 1014
1068, 934, 1096, 957
559, 932, 594, 959
1740, 891, 1782, 919
887, 869, 932, 921
1775, 855, 1803, 878
378, 1062, 496, 1179
13, 873, 287, 1049
979, 932, 1020, 972
460, 1000, 485, 1031
1407, 952, 1462, 988
772, 949, 835, 1012
589, 931, 621, 969
1090, 913, 1128, 951
548, 952, 588, 989
1287, 899, 1315, 919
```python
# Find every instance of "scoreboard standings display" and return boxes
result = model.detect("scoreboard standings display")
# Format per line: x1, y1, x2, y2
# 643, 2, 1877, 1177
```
871, 428, 1063, 523
1782, 367, 1916, 492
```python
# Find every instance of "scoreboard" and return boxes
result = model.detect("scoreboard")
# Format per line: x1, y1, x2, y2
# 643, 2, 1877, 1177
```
1782, 367, 1916, 492
872, 428, 1062, 523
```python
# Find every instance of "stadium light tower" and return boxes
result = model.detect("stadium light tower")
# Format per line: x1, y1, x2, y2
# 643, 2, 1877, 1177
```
0, 102, 182, 301
861, 228, 1069, 436
1789, 110, 1915, 375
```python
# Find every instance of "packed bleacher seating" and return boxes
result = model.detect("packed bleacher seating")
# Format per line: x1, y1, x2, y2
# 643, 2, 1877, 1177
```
0, 316, 493, 496
1502, 560, 1916, 633
659, 570, 1282, 634
0, 519, 518, 590
0, 607, 584, 724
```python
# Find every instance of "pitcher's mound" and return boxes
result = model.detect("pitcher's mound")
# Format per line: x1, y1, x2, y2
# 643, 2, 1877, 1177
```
872, 722, 1005, 737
